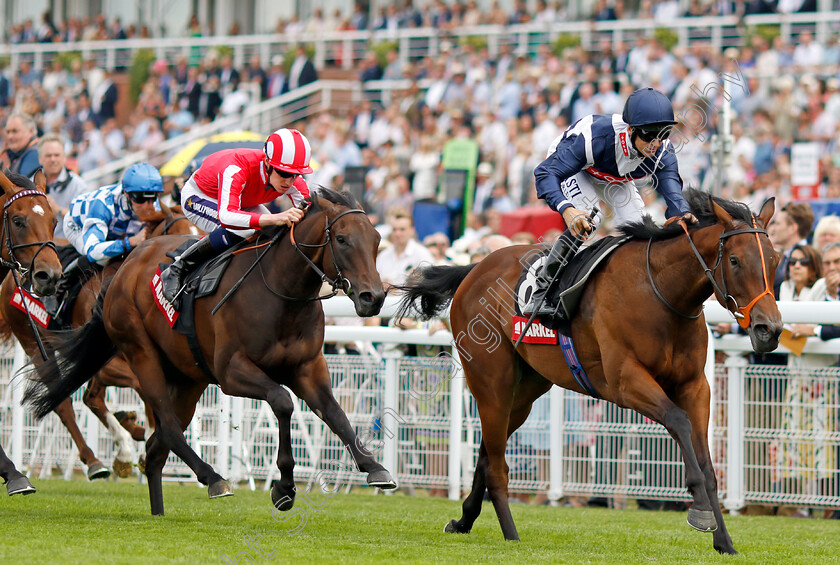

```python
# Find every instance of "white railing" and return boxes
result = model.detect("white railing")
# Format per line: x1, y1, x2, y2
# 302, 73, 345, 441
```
3, 13, 840, 73
0, 298, 838, 511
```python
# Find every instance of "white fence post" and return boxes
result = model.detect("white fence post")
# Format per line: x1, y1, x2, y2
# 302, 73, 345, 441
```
724, 354, 747, 513
381, 349, 400, 487
448, 349, 463, 501
11, 341, 26, 469
705, 325, 716, 451
230, 397, 244, 483
218, 392, 231, 480
548, 386, 565, 503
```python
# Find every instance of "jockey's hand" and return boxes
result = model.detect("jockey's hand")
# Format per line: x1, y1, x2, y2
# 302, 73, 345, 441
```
561, 206, 595, 239
265, 207, 305, 228
128, 227, 150, 248
664, 212, 699, 227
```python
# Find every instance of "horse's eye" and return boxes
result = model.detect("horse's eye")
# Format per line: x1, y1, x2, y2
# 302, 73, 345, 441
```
12, 216, 25, 229
729, 255, 740, 267
336, 235, 347, 245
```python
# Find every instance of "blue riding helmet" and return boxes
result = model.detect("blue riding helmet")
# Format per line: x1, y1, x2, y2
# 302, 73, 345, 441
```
121, 163, 164, 198
622, 88, 678, 129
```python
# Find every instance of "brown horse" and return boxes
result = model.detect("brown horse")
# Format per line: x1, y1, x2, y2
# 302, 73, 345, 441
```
0, 169, 62, 496
25, 188, 395, 515
395, 191, 782, 555
0, 204, 200, 479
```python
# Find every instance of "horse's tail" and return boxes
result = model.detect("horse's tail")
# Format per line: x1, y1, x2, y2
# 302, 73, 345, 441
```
394, 263, 478, 320
23, 281, 118, 420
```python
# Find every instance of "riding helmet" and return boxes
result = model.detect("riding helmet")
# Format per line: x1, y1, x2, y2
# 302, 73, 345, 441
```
264, 128, 313, 175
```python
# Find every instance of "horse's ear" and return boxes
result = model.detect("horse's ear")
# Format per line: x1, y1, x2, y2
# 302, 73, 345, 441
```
711, 200, 735, 229
756, 197, 776, 229
32, 168, 47, 193
0, 170, 18, 197
160, 201, 175, 221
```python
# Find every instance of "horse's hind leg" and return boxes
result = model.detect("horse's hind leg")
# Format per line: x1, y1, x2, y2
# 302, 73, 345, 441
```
220, 352, 298, 510
53, 397, 110, 480
0, 442, 35, 495
82, 376, 134, 477
675, 378, 737, 555
288, 355, 396, 489
447, 369, 551, 535
143, 415, 170, 515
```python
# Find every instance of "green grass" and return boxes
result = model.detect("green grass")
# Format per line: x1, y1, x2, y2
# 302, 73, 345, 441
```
1, 480, 838, 564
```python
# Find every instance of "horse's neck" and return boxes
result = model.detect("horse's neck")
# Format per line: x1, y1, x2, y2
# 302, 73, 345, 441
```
263, 213, 328, 300
656, 225, 725, 311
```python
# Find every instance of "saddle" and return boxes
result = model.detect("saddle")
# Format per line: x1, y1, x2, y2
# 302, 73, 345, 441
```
517, 236, 629, 336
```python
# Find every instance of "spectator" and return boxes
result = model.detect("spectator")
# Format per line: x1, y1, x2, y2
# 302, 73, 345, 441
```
813, 215, 840, 252
38, 133, 89, 240
769, 202, 815, 297
1, 112, 40, 177
91, 69, 118, 123
285, 45, 317, 92
375, 208, 434, 288
423, 232, 451, 263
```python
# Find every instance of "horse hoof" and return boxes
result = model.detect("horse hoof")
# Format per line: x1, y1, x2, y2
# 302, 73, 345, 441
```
208, 480, 234, 499
112, 458, 134, 478
271, 482, 296, 511
367, 470, 397, 489
87, 461, 111, 480
137, 455, 146, 475
7, 476, 36, 496
687, 508, 717, 532
444, 520, 469, 534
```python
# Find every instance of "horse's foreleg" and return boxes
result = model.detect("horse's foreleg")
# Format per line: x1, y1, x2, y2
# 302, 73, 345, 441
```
53, 397, 110, 480
288, 355, 396, 490
98, 358, 148, 441
676, 379, 737, 555
445, 442, 487, 534
0, 441, 35, 495
616, 361, 716, 529
221, 353, 297, 510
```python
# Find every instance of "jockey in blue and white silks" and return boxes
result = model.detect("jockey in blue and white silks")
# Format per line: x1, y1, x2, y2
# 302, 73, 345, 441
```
524, 87, 699, 318
64, 163, 163, 265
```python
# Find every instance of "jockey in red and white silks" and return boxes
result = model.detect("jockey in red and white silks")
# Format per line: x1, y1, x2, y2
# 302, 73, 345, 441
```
160, 127, 314, 303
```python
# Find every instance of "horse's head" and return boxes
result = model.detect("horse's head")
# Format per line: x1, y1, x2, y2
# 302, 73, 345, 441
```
311, 191, 385, 317
151, 202, 203, 237
0, 170, 61, 295
712, 197, 782, 352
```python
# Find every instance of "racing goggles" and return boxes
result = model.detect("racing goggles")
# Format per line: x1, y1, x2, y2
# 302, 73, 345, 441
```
635, 126, 672, 143
127, 192, 159, 204
271, 167, 298, 179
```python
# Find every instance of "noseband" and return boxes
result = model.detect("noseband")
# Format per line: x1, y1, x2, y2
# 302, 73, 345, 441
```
648, 218, 773, 328
1, 189, 57, 277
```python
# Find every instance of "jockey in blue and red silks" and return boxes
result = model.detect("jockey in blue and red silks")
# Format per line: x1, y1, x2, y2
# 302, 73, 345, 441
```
523, 87, 699, 318
159, 127, 313, 303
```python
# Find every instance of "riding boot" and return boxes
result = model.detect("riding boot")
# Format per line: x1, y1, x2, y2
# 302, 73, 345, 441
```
160, 237, 216, 303
522, 233, 576, 318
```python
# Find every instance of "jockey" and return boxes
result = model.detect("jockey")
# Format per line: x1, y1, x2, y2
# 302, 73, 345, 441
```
159, 127, 312, 303
64, 162, 163, 267
523, 87, 699, 318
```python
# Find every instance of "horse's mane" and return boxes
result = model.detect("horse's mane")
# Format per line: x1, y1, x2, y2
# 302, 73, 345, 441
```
3, 170, 37, 191
309, 185, 361, 212
618, 188, 754, 241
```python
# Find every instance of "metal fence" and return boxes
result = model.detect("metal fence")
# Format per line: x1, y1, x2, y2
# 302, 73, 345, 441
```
2, 327, 839, 512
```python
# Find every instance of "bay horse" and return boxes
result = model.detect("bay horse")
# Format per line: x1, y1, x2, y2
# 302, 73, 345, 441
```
0, 203, 201, 479
395, 190, 782, 555
0, 169, 62, 496
25, 188, 396, 514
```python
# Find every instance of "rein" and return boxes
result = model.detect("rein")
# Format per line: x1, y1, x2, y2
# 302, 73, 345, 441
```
211, 206, 366, 314
3, 189, 58, 360
158, 215, 190, 235
647, 218, 773, 328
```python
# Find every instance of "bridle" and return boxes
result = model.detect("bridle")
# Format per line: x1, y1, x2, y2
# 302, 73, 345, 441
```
648, 217, 774, 329
1, 189, 59, 360
1, 189, 57, 277
157, 215, 191, 235
212, 205, 367, 314
286, 207, 366, 299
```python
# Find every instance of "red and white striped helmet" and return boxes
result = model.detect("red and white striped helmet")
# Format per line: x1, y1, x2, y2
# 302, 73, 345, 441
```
263, 128, 313, 175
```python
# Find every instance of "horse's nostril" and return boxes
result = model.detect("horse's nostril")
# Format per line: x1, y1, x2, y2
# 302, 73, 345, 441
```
359, 292, 374, 305
33, 271, 51, 284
